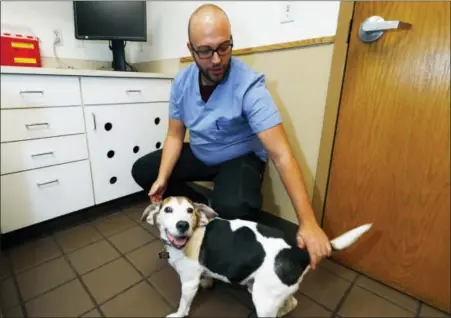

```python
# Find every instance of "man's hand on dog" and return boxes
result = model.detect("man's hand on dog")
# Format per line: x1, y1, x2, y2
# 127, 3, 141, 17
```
148, 177, 167, 203
296, 221, 332, 270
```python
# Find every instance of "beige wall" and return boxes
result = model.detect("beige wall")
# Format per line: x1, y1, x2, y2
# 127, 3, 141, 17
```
134, 43, 334, 224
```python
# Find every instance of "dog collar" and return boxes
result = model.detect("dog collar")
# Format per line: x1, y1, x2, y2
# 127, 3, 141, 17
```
159, 240, 170, 259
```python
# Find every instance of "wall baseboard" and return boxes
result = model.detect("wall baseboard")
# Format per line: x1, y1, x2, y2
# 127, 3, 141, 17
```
1, 186, 298, 250
180, 36, 335, 63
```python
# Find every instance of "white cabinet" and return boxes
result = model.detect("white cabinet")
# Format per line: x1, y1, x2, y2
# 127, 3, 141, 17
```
84, 103, 169, 204
1, 160, 95, 233
0, 66, 173, 233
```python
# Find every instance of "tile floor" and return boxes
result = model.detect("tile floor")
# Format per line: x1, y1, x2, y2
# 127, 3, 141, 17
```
0, 199, 449, 318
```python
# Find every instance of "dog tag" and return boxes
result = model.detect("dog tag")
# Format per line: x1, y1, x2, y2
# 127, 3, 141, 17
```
159, 250, 170, 259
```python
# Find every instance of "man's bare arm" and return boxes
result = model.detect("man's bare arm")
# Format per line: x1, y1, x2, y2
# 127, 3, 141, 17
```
157, 118, 186, 182
257, 124, 316, 225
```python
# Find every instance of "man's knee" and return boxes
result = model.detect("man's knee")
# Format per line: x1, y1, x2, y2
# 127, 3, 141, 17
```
131, 151, 161, 189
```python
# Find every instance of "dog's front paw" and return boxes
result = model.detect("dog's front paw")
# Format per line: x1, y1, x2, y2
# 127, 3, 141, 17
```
200, 276, 214, 289
166, 312, 184, 318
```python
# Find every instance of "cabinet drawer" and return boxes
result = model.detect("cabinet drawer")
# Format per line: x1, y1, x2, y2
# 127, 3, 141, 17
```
1, 135, 89, 175
1, 107, 85, 142
0, 160, 94, 233
80, 77, 171, 105
1, 74, 81, 109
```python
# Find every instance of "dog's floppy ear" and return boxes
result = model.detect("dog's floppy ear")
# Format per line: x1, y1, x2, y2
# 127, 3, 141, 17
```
140, 202, 162, 225
195, 203, 219, 227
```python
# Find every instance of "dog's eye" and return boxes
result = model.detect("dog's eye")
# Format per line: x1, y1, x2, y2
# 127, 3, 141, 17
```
187, 207, 194, 214
164, 206, 173, 213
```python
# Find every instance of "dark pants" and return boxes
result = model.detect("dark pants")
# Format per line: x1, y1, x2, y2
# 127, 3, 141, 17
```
131, 143, 266, 220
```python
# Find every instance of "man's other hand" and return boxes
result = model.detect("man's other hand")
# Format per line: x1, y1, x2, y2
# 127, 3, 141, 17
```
296, 221, 332, 270
148, 178, 167, 203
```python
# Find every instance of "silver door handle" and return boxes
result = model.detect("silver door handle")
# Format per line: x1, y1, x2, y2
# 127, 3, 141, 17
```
359, 16, 412, 43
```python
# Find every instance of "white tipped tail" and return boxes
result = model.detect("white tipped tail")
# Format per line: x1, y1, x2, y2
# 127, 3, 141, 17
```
330, 224, 373, 251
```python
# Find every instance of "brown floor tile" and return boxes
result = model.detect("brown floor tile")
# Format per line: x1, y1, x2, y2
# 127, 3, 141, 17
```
214, 282, 254, 309
80, 308, 102, 317
108, 225, 156, 254
16, 256, 75, 301
25, 279, 94, 317
0, 277, 20, 310
419, 303, 451, 317
93, 211, 136, 237
148, 265, 181, 307
189, 288, 252, 317
0, 254, 11, 280
82, 257, 142, 303
319, 259, 358, 282
54, 223, 102, 253
338, 285, 415, 317
125, 240, 167, 277
287, 293, 332, 317
355, 275, 419, 313
122, 200, 149, 218
7, 237, 61, 273
125, 207, 160, 237
299, 266, 351, 311
101, 281, 172, 317
67, 240, 120, 275
3, 305, 24, 317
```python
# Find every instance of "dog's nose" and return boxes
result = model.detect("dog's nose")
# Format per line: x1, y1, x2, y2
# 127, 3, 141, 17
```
176, 221, 189, 233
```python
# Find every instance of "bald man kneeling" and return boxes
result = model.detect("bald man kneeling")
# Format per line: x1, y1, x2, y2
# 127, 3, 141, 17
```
131, 4, 332, 271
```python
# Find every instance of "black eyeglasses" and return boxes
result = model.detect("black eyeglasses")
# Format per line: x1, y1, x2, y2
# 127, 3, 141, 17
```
191, 41, 233, 59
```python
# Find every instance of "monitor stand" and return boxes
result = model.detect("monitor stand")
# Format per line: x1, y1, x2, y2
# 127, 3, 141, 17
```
109, 39, 126, 72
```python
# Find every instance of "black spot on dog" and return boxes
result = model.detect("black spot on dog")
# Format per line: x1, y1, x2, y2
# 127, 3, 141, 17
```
199, 219, 265, 284
256, 223, 288, 240
274, 247, 310, 286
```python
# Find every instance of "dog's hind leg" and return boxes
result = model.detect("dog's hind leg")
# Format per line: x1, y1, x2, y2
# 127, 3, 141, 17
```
276, 295, 298, 317
252, 280, 285, 318
199, 275, 214, 289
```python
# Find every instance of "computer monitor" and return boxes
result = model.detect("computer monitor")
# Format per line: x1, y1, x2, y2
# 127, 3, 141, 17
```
73, 1, 147, 71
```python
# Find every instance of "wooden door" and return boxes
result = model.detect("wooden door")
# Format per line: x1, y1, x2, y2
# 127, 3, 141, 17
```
323, 2, 450, 313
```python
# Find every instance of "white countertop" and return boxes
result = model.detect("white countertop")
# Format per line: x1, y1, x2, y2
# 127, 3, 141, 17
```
0, 66, 174, 79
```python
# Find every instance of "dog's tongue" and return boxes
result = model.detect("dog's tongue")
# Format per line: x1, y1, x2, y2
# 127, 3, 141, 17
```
167, 231, 188, 248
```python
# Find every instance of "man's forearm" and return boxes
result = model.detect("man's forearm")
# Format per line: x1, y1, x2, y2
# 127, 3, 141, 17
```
158, 136, 183, 182
272, 152, 318, 225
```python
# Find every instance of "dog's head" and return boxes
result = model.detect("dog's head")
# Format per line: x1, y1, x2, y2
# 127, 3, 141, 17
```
140, 196, 218, 249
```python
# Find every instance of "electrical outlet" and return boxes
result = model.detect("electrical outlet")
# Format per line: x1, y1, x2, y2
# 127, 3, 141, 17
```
280, 2, 295, 24
53, 28, 63, 46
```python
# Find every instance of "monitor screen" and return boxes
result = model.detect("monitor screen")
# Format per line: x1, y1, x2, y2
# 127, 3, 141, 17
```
73, 1, 147, 41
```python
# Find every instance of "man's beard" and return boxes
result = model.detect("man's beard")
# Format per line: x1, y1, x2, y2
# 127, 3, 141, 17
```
194, 59, 231, 85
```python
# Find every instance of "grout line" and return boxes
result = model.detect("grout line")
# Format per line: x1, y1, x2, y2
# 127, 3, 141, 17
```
92, 220, 176, 312
354, 273, 420, 314
3, 256, 28, 318
416, 301, 423, 318
50, 235, 106, 318
331, 273, 358, 317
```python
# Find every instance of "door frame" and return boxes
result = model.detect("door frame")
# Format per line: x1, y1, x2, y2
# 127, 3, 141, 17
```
312, 0, 356, 223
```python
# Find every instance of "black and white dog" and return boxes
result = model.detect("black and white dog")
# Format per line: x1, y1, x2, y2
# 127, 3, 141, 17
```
141, 196, 372, 317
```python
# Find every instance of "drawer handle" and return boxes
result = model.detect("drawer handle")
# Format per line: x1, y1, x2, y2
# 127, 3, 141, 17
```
126, 89, 142, 94
37, 179, 59, 187
31, 151, 54, 158
25, 123, 50, 129
92, 113, 97, 131
20, 90, 44, 95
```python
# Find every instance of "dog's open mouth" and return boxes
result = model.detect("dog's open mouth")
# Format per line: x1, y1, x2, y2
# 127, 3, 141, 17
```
165, 230, 188, 249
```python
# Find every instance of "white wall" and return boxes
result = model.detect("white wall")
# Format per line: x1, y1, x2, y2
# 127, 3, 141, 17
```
1, 1, 340, 64
1, 1, 118, 62
129, 1, 340, 63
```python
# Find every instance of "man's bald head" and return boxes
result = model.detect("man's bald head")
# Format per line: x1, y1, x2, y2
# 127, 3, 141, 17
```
188, 4, 231, 44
